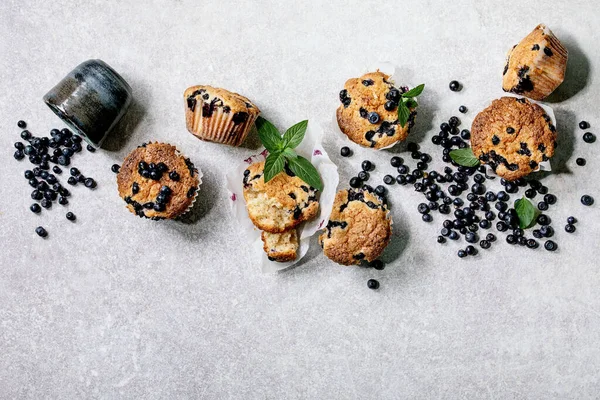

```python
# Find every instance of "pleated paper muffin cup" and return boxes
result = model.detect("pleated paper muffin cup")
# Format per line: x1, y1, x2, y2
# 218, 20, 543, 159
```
502, 24, 568, 101
185, 102, 259, 147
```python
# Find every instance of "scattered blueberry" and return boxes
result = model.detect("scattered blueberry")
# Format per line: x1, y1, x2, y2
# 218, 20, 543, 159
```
576, 158, 586, 166
111, 164, 121, 173
565, 224, 576, 233
579, 121, 589, 129
340, 147, 351, 157
383, 175, 394, 185
367, 279, 380, 290
544, 240, 557, 251
449, 80, 461, 92
458, 105, 467, 113
581, 195, 594, 206
349, 177, 361, 188
361, 160, 373, 171
84, 178, 97, 189
86, 144, 96, 152
66, 212, 76, 221
35, 226, 47, 238
17, 120, 27, 129
30, 204, 41, 214
583, 132, 596, 143
567, 216, 577, 224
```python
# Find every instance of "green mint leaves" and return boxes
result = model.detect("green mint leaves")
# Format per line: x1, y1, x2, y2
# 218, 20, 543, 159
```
514, 197, 539, 229
255, 116, 323, 191
449, 148, 481, 167
397, 83, 424, 128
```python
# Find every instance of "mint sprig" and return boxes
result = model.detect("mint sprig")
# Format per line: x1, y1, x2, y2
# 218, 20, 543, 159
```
514, 197, 539, 229
255, 116, 323, 191
449, 148, 480, 167
397, 83, 424, 128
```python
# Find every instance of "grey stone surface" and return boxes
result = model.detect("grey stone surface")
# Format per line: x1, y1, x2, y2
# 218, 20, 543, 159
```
1, 0, 599, 398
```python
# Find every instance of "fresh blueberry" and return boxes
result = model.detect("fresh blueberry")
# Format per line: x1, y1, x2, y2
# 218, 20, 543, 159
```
565, 224, 576, 233
84, 178, 97, 189
583, 132, 596, 143
457, 249, 467, 258
459, 105, 467, 113
576, 158, 586, 166
544, 240, 557, 251
35, 226, 48, 238
358, 171, 369, 181
581, 195, 594, 206
349, 177, 362, 188
17, 120, 27, 129
449, 80, 461, 92
361, 160, 373, 171
66, 212, 76, 221
383, 175, 394, 185
567, 216, 577, 224
544, 194, 557, 205
367, 279, 380, 290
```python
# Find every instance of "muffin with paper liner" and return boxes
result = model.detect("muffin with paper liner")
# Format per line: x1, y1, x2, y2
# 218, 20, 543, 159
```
502, 24, 568, 101
184, 85, 260, 146
116, 142, 200, 220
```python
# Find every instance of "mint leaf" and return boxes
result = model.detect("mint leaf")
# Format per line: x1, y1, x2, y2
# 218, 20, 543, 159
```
449, 148, 480, 167
397, 101, 410, 128
515, 197, 539, 229
402, 83, 425, 98
283, 120, 308, 149
263, 151, 285, 183
287, 156, 323, 191
282, 147, 297, 160
256, 116, 283, 153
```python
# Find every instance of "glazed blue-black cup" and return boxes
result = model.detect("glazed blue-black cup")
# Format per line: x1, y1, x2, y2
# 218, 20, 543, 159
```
43, 59, 132, 148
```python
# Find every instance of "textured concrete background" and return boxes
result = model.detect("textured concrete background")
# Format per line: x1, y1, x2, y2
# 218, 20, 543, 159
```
1, 0, 599, 398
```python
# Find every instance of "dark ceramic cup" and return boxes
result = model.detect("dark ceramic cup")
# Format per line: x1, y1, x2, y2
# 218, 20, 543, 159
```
43, 59, 132, 148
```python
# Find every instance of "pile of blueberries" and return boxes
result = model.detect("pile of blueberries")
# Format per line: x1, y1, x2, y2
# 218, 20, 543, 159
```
341, 81, 596, 275
13, 120, 98, 238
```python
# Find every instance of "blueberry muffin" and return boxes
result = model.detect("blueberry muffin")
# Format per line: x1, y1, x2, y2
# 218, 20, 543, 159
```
319, 187, 392, 265
337, 71, 416, 149
117, 143, 200, 220
243, 161, 319, 233
184, 85, 260, 147
502, 24, 568, 101
261, 229, 298, 262
471, 97, 557, 181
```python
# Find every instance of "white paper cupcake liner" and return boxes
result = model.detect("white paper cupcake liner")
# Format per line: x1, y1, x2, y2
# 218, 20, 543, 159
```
225, 122, 339, 273
186, 100, 258, 147
327, 62, 419, 151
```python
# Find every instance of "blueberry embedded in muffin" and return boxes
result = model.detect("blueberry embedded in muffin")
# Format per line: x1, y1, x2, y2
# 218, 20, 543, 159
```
242, 161, 319, 233
502, 24, 568, 100
116, 142, 200, 220
261, 229, 298, 262
184, 85, 260, 147
471, 97, 557, 181
318, 187, 392, 265
336, 71, 418, 149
